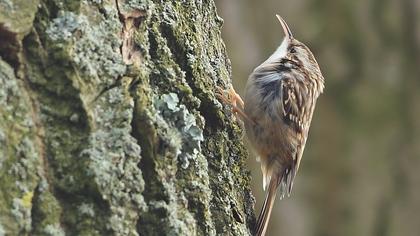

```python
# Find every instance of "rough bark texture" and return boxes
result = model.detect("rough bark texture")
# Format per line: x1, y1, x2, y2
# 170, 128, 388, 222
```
0, 0, 255, 235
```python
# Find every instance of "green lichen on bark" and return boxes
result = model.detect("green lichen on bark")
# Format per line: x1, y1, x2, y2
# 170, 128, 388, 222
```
0, 0, 254, 235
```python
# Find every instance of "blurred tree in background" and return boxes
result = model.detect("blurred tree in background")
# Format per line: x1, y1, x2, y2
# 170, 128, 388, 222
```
216, 0, 420, 235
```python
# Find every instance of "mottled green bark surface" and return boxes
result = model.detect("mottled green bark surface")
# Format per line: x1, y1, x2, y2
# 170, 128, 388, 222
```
0, 0, 254, 235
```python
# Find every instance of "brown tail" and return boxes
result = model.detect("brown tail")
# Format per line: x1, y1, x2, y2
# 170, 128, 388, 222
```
255, 175, 280, 236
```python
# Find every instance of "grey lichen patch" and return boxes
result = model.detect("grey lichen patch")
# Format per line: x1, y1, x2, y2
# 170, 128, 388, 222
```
117, 0, 155, 16
154, 93, 204, 169
45, 8, 126, 87
10, 195, 32, 232
42, 224, 65, 236
125, 0, 150, 12
69, 113, 80, 123
45, 11, 83, 41
130, 84, 203, 235
80, 80, 145, 235
147, 197, 196, 235
0, 59, 40, 234
0, 0, 13, 11
78, 202, 95, 217
0, 0, 39, 35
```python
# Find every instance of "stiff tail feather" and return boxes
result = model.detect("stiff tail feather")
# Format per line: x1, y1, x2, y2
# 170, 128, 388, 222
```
255, 175, 280, 236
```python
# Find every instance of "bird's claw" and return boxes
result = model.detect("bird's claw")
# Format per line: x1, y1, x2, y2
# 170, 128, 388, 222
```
216, 85, 252, 124
216, 86, 243, 111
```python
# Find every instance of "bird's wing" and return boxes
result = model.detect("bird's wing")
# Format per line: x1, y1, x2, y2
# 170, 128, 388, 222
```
280, 76, 312, 133
254, 61, 314, 134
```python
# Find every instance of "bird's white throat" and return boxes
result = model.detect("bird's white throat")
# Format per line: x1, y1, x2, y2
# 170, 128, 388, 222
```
260, 38, 289, 67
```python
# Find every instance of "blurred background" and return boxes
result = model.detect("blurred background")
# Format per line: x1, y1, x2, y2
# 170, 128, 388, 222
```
215, 0, 420, 235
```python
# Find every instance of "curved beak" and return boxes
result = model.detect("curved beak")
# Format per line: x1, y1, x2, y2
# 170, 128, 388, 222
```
276, 14, 293, 40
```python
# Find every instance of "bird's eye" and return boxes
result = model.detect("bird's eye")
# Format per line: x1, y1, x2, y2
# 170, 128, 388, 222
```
290, 47, 296, 53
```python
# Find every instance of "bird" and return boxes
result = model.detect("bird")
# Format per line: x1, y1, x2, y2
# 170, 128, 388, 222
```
217, 15, 325, 236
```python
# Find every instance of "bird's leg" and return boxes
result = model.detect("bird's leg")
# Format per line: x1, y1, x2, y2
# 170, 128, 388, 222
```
216, 86, 255, 125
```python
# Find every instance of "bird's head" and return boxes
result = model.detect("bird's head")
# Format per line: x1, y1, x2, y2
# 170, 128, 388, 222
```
260, 15, 323, 82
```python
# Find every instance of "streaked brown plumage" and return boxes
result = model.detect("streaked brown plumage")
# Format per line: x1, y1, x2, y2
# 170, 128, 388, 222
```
218, 15, 324, 236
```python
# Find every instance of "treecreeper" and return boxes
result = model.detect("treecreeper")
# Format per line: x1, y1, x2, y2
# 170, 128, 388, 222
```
218, 15, 325, 236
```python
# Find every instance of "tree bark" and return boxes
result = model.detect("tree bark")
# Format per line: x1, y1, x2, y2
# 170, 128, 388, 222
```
0, 0, 255, 235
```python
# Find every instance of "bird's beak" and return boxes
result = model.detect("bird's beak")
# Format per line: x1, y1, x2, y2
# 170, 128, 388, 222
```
276, 14, 293, 40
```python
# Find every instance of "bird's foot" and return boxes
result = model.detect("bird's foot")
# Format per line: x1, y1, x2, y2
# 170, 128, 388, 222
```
216, 86, 253, 124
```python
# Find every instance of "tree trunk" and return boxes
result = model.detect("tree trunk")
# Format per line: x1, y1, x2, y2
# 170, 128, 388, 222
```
0, 0, 255, 235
